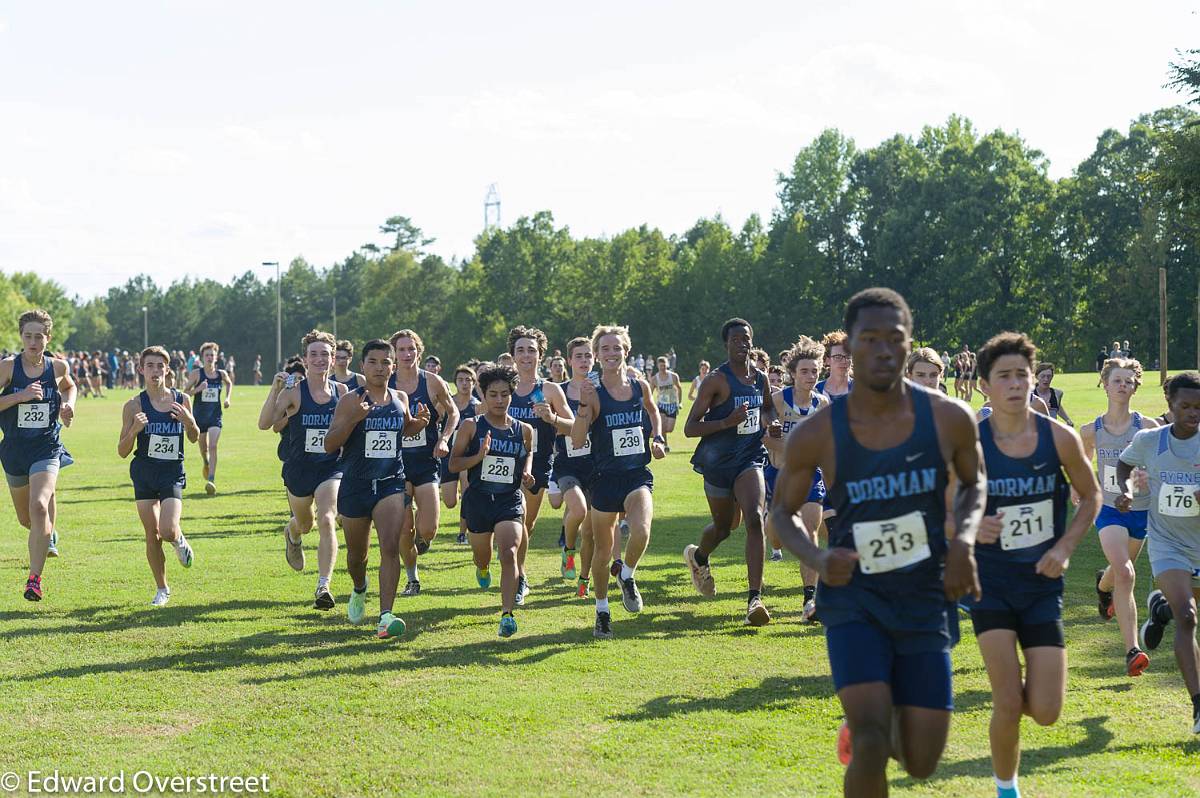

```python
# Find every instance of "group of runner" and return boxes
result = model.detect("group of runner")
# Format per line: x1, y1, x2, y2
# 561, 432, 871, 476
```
4, 293, 1199, 797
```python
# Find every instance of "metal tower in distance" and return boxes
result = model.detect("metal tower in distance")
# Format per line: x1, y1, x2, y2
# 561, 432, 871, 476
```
484, 184, 501, 231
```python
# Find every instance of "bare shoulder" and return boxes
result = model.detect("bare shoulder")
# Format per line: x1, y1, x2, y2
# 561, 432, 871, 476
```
928, 388, 975, 429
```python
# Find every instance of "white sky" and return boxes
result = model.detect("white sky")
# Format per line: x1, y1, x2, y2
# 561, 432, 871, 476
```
0, 1, 1194, 298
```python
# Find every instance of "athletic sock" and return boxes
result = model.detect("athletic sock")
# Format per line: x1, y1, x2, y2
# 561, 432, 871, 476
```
620, 563, 634, 581
595, 598, 609, 613
317, 576, 330, 591
406, 566, 418, 582
693, 549, 709, 567
565, 547, 575, 554
803, 585, 816, 603
747, 589, 761, 603
501, 610, 513, 618
353, 582, 367, 594
1192, 693, 1200, 712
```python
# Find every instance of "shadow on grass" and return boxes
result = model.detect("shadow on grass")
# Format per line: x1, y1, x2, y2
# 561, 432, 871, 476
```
608, 673, 837, 721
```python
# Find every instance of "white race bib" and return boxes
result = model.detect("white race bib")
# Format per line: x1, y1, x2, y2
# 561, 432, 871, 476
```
612, 426, 644, 458
365, 430, 397, 458
305, 428, 328, 454
737, 406, 761, 436
1103, 464, 1147, 496
481, 454, 515, 484
530, 427, 539, 454
852, 510, 931, 574
566, 433, 592, 458
1158, 483, 1199, 517
1000, 498, 1054, 550
201, 386, 220, 403
401, 430, 425, 449
148, 434, 179, 461
16, 402, 50, 429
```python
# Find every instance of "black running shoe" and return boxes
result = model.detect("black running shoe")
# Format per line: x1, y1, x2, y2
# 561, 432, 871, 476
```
1140, 590, 1170, 651
314, 587, 335, 610
415, 536, 430, 556
594, 610, 612, 639
620, 576, 643, 613
455, 532, 467, 545
401, 579, 421, 597
557, 526, 566, 549
1096, 569, 1114, 620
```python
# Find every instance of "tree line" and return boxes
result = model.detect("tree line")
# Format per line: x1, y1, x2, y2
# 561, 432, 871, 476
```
9, 105, 1200, 381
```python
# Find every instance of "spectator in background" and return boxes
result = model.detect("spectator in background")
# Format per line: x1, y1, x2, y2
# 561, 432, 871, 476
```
668, 347, 677, 371
253, 354, 263, 385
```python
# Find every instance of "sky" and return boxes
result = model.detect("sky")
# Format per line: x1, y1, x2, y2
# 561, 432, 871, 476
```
0, 1, 1195, 298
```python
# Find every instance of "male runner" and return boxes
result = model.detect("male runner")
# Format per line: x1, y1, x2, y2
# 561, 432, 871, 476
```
186, 342, 232, 494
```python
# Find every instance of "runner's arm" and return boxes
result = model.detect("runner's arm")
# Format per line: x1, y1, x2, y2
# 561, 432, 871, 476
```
432, 376, 459, 452
683, 374, 737, 438
1046, 424, 1101, 571
448, 418, 480, 474
117, 398, 142, 458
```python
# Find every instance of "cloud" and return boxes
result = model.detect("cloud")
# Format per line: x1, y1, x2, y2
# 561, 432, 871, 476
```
190, 212, 246, 239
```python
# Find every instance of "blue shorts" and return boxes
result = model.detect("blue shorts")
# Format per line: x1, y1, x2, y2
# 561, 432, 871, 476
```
1095, 504, 1148, 541
130, 459, 186, 502
283, 460, 342, 499
658, 403, 679, 419
701, 454, 766, 498
337, 476, 410, 519
590, 467, 654, 513
966, 583, 1064, 648
462, 487, 525, 534
1, 441, 72, 485
438, 455, 459, 484
525, 460, 552, 496
196, 415, 222, 433
402, 452, 440, 488
826, 621, 954, 711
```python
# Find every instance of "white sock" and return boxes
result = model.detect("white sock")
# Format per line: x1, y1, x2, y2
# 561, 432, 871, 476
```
317, 576, 330, 591
596, 598, 609, 613
620, 564, 634, 581
995, 776, 1017, 790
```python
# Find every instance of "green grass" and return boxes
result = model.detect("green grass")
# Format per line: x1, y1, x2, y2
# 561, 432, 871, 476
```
1, 372, 1197, 797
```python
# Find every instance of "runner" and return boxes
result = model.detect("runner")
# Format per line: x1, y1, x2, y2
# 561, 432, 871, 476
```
769, 288, 984, 797
964, 332, 1100, 798
548, 337, 595, 596
185, 342, 232, 495
965, 346, 979, 403
816, 330, 853, 399
323, 339, 428, 639
652, 356, 683, 453
0, 310, 76, 601
388, 329, 458, 597
548, 356, 567, 384
1032, 363, 1073, 426
117, 346, 198, 606
448, 365, 534, 637
767, 365, 786, 392
905, 347, 945, 392
265, 330, 346, 610
683, 318, 780, 625
1084, 357, 1160, 675
1119, 371, 1200, 733
505, 326, 574, 606
571, 324, 665, 638
331, 340, 364, 390
439, 364, 481, 548
688, 360, 711, 402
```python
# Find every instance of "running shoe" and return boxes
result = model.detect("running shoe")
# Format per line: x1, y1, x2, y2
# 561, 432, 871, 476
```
746, 596, 771, 626
415, 536, 430, 556
1126, 647, 1149, 677
620, 576, 643, 613
205, 480, 216, 495
151, 588, 171, 607
1140, 590, 1171, 651
683, 544, 715, 596
802, 598, 820, 624
557, 526, 566, 549
768, 548, 783, 562
23, 574, 42, 602
576, 579, 588, 598
594, 610, 612, 639
1193, 702, 1200, 735
515, 575, 529, 606
619, 519, 630, 539
456, 531, 467, 545
1096, 568, 1113, 620
498, 613, 517, 638
46, 529, 59, 558
347, 588, 367, 624
562, 550, 577, 581
997, 786, 1020, 798
836, 721, 852, 766
476, 567, 491, 589
609, 558, 623, 578
401, 580, 421, 597
284, 525, 305, 572
174, 535, 194, 568
314, 586, 335, 610
376, 612, 406, 639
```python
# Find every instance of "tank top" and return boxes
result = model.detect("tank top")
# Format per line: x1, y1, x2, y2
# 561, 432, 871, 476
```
286, 380, 341, 467
977, 414, 1069, 583
589, 379, 651, 474
816, 377, 853, 399
339, 388, 407, 483
779, 386, 820, 434
691, 363, 767, 472
330, 372, 359, 389
554, 381, 594, 473
1033, 387, 1062, 419
0, 356, 63, 453
1121, 425, 1200, 551
465, 415, 528, 494
389, 370, 442, 462
508, 379, 555, 473
1094, 412, 1150, 511
194, 369, 223, 421
654, 372, 679, 407
134, 389, 185, 464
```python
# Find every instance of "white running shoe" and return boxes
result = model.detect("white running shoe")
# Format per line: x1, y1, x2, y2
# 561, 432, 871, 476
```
684, 544, 715, 596
173, 535, 194, 568
151, 588, 171, 607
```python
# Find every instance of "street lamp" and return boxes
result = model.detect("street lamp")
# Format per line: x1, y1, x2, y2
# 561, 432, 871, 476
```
141, 306, 148, 349
263, 261, 280, 371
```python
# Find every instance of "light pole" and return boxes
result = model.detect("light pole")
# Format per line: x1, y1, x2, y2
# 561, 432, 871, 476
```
263, 261, 280, 371
141, 305, 148, 349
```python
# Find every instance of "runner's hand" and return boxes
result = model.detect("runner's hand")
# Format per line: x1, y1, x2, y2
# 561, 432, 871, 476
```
131, 411, 149, 434
1115, 491, 1133, 513
522, 470, 535, 488
412, 402, 431, 428
726, 402, 749, 429
818, 548, 859, 586
944, 539, 981, 601
976, 512, 1004, 545
59, 403, 73, 427
21, 382, 44, 402
1035, 545, 1070, 579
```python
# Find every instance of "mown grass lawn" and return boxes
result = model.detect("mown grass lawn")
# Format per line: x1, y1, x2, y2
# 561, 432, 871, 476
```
1, 371, 1197, 796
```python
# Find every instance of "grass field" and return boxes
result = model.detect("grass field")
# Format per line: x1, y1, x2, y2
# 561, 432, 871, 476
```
2, 371, 1198, 797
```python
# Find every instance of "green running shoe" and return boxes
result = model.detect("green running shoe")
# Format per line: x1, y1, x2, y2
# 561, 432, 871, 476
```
347, 588, 367, 624
376, 612, 405, 639
476, 567, 491, 589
